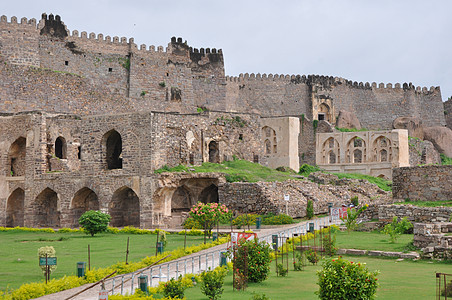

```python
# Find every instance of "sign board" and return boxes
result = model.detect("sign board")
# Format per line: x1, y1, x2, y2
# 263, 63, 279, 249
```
39, 257, 57, 266
284, 194, 290, 201
230, 232, 257, 245
98, 289, 108, 300
331, 207, 348, 221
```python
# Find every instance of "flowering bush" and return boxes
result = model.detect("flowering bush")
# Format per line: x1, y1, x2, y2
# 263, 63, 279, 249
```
232, 238, 272, 283
305, 248, 319, 265
317, 257, 379, 300
189, 202, 231, 237
163, 277, 186, 299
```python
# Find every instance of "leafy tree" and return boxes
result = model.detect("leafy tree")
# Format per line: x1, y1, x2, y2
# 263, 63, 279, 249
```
38, 246, 57, 275
78, 210, 111, 236
200, 267, 228, 300
189, 202, 231, 238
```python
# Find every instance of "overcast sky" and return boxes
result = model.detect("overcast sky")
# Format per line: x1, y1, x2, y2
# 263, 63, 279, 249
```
3, 0, 452, 100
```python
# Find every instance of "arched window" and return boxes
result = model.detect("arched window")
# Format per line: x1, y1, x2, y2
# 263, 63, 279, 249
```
373, 136, 392, 162
262, 126, 277, 154
322, 137, 340, 164
318, 103, 330, 122
8, 137, 26, 176
346, 137, 366, 163
103, 130, 122, 169
55, 136, 67, 159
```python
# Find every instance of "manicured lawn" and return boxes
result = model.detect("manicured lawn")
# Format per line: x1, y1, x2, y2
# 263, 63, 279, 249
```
0, 231, 207, 290
181, 255, 448, 300
335, 231, 415, 252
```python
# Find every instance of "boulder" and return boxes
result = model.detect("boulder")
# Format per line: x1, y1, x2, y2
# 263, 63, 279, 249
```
317, 120, 334, 133
336, 110, 361, 130
423, 126, 452, 158
393, 116, 424, 139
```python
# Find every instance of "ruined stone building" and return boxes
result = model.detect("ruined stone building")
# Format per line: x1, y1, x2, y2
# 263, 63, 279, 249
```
0, 14, 449, 228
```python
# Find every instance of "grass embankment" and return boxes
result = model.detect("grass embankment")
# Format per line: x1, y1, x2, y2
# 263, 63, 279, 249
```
394, 200, 452, 207
156, 160, 393, 191
0, 231, 207, 290
180, 256, 444, 300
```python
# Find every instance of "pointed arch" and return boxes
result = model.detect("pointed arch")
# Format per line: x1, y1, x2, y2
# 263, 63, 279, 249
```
55, 136, 67, 159
34, 188, 60, 228
109, 186, 140, 227
8, 137, 26, 176
261, 126, 277, 154
199, 184, 219, 204
373, 136, 392, 162
102, 129, 122, 170
322, 137, 340, 164
171, 186, 192, 213
70, 188, 99, 228
346, 136, 366, 163
6, 188, 24, 227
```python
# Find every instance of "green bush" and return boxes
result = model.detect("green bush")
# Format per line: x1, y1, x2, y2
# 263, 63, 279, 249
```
351, 196, 359, 207
293, 253, 303, 271
262, 214, 294, 225
305, 248, 319, 265
182, 217, 203, 229
341, 205, 368, 232
232, 238, 272, 283
382, 216, 413, 243
276, 263, 288, 277
200, 267, 228, 300
163, 277, 186, 299
299, 164, 321, 177
232, 214, 258, 228
38, 246, 57, 275
78, 210, 111, 236
251, 293, 271, 300
322, 231, 337, 256
317, 257, 379, 300
306, 199, 314, 219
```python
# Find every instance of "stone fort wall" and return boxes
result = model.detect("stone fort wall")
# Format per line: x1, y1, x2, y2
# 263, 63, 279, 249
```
0, 14, 446, 131
393, 165, 452, 201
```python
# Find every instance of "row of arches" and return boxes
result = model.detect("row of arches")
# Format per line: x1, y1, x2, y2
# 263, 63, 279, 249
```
6, 129, 123, 177
322, 135, 392, 165
6, 186, 139, 228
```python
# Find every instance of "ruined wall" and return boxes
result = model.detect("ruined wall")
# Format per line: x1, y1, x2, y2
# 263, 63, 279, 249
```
361, 204, 452, 223
219, 176, 391, 218
408, 137, 441, 166
445, 98, 452, 130
393, 165, 452, 201
224, 74, 311, 117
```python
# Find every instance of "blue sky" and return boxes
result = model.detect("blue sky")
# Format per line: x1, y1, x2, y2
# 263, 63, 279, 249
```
3, 0, 452, 100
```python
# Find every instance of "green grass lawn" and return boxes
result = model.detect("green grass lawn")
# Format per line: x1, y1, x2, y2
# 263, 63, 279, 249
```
178, 255, 448, 300
335, 231, 415, 252
0, 231, 207, 290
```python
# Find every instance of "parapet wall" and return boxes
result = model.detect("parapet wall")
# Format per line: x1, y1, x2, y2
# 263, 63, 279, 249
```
393, 165, 452, 201
361, 204, 452, 223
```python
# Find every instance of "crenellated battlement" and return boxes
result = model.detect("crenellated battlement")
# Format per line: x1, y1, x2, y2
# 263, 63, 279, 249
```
0, 15, 37, 27
225, 73, 439, 95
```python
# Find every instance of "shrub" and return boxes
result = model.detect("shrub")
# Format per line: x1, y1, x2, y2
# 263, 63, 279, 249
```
351, 196, 359, 207
200, 267, 228, 300
299, 164, 321, 177
306, 199, 314, 219
251, 293, 271, 300
182, 217, 203, 229
262, 214, 294, 225
232, 214, 258, 228
232, 238, 272, 283
293, 253, 303, 271
189, 202, 231, 237
322, 230, 337, 256
382, 216, 413, 243
78, 210, 111, 236
305, 248, 319, 265
341, 205, 368, 233
163, 277, 186, 299
317, 257, 379, 300
276, 263, 288, 277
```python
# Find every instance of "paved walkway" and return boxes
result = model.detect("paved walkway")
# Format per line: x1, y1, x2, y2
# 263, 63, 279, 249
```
34, 217, 336, 300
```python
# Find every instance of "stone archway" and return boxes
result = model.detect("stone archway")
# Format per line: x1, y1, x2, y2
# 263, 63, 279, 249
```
199, 184, 219, 204
70, 188, 99, 228
8, 137, 26, 176
208, 141, 220, 163
171, 186, 192, 213
6, 188, 24, 227
109, 187, 140, 227
55, 136, 67, 159
34, 188, 60, 228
